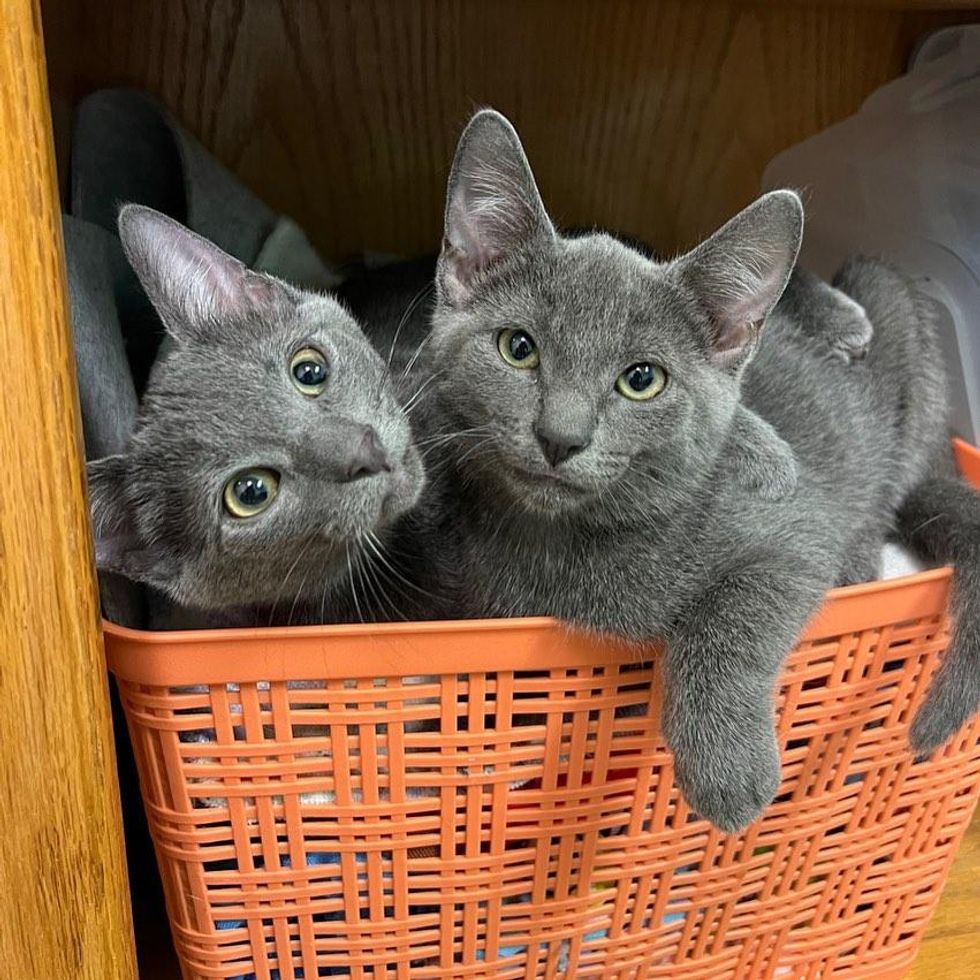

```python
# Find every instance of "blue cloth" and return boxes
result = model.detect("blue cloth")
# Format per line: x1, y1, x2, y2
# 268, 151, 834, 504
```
219, 853, 347, 979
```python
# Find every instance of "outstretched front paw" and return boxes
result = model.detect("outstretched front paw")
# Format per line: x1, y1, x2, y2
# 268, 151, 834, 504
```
673, 732, 782, 834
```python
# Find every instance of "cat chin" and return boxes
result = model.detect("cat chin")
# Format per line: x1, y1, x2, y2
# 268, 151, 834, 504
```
496, 464, 595, 514
335, 452, 425, 530
380, 455, 425, 521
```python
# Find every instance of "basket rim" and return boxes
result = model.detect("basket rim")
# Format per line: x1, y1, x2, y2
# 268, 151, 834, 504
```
103, 566, 953, 685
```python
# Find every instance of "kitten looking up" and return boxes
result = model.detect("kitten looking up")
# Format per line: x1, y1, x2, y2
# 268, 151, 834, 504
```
87, 206, 426, 625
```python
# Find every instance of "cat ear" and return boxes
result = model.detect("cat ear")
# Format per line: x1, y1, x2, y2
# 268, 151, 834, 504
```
438, 109, 556, 306
672, 190, 803, 372
87, 455, 178, 587
117, 204, 296, 343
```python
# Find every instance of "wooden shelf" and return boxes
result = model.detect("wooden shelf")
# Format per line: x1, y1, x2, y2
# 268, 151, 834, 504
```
0, 2, 136, 978
42, 0, 979, 258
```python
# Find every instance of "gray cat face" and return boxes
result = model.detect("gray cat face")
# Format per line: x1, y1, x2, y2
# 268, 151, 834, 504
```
88, 206, 424, 611
430, 111, 802, 516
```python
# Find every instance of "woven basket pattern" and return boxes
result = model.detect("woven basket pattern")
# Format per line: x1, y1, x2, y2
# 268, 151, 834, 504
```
110, 593, 980, 979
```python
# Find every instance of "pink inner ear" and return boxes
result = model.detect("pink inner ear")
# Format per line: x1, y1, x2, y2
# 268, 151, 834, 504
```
171, 231, 249, 321
440, 243, 480, 307
441, 193, 501, 304
714, 318, 754, 353
202, 258, 291, 321
242, 272, 282, 306
448, 192, 496, 268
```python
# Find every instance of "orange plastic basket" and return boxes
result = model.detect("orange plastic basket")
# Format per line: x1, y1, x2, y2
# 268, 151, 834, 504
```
106, 441, 980, 980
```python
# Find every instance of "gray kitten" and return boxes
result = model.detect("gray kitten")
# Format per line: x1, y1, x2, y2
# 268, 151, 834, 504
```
87, 205, 426, 625
386, 110, 971, 831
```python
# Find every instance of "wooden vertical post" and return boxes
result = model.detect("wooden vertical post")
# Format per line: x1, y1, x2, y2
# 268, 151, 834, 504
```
0, 1, 137, 977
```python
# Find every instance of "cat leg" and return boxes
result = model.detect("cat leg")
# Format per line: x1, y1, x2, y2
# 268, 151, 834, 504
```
818, 284, 874, 362
725, 407, 799, 501
664, 557, 831, 832
780, 267, 874, 362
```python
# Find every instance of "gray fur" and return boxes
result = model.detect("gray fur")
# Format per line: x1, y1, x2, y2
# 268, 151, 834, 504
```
898, 470, 980, 752
834, 258, 980, 753
781, 266, 874, 363
725, 409, 798, 501
375, 110, 967, 831
87, 205, 426, 623
727, 266, 875, 502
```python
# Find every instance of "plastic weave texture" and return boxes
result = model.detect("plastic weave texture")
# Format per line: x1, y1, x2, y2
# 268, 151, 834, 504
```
105, 441, 980, 980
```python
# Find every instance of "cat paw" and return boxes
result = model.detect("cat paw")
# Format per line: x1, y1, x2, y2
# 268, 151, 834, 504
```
673, 734, 782, 834
828, 296, 873, 362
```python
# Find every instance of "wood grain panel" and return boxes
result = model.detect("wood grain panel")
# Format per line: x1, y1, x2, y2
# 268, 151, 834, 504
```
42, 0, 976, 260
0, 1, 136, 977
910, 808, 980, 979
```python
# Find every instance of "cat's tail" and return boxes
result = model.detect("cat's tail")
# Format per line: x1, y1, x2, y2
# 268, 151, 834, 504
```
897, 467, 980, 752
833, 255, 979, 750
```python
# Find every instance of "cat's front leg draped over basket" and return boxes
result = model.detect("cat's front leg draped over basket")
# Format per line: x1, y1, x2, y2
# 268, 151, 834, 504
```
663, 558, 831, 832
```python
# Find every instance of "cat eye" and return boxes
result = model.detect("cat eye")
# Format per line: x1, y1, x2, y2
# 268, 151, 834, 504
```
497, 328, 540, 369
616, 362, 668, 401
290, 347, 329, 395
223, 468, 280, 518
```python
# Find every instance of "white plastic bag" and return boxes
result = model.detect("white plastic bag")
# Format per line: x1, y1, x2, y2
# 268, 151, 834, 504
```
764, 26, 980, 443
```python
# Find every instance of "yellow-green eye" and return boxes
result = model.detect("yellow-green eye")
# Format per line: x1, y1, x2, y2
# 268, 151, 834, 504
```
616, 362, 667, 401
290, 347, 329, 395
497, 328, 540, 369
223, 469, 279, 518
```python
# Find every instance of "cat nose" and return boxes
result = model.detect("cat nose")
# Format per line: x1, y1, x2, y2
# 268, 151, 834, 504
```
535, 426, 591, 467
345, 426, 392, 481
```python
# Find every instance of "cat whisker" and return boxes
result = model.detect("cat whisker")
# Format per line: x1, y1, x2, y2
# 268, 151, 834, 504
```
376, 281, 434, 402
454, 435, 498, 467
364, 530, 438, 601
353, 537, 384, 620
419, 427, 495, 461
357, 546, 377, 622
359, 539, 408, 621
345, 541, 365, 624
371, 564, 415, 615
402, 370, 446, 416
359, 542, 405, 621
268, 534, 318, 626
486, 494, 525, 550
415, 424, 493, 449
287, 567, 311, 626
400, 330, 434, 382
